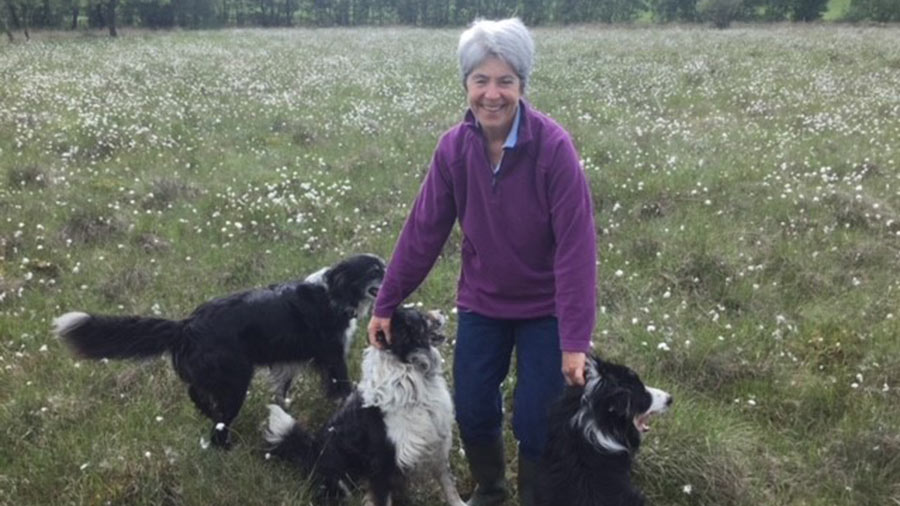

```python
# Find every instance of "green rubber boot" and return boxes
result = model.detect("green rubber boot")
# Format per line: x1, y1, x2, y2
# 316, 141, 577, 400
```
464, 438, 509, 506
517, 451, 537, 506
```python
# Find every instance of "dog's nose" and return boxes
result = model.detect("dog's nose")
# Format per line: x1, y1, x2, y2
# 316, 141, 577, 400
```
666, 395, 674, 407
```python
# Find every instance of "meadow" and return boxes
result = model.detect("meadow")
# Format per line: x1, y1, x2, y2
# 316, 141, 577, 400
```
1, 24, 899, 505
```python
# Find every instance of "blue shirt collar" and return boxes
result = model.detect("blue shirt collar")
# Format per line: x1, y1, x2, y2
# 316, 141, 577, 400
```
469, 102, 522, 149
503, 104, 521, 150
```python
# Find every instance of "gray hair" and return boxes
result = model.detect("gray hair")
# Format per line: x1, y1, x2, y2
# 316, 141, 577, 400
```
457, 17, 535, 93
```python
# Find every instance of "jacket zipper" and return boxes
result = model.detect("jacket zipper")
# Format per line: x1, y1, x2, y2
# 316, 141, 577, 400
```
490, 147, 505, 190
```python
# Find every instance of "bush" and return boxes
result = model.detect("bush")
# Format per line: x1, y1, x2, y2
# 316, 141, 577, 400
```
648, 0, 700, 21
697, 0, 744, 26
790, 0, 830, 20
846, 0, 900, 21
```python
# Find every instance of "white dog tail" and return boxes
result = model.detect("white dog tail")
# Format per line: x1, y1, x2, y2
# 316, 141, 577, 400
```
54, 311, 183, 360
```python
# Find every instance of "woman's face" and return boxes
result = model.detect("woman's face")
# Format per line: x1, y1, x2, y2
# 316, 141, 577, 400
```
465, 56, 522, 139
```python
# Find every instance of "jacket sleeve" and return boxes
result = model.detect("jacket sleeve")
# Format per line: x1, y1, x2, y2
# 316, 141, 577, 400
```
548, 133, 597, 352
374, 140, 457, 318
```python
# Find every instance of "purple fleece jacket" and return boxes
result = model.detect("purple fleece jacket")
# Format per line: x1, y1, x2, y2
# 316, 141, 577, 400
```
374, 100, 597, 352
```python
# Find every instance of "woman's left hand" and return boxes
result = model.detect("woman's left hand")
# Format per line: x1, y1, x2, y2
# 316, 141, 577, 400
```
562, 351, 586, 386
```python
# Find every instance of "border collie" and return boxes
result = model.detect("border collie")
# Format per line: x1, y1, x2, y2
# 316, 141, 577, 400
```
535, 356, 673, 506
53, 254, 385, 448
265, 308, 466, 506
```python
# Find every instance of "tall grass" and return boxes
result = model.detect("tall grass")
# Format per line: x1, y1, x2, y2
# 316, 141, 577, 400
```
1, 25, 899, 505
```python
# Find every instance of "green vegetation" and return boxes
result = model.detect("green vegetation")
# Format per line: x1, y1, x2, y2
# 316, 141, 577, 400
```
824, 0, 852, 19
0, 0, 896, 39
2, 25, 900, 505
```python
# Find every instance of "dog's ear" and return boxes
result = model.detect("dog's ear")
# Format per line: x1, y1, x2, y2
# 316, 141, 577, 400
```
606, 387, 632, 417
386, 312, 410, 351
583, 355, 602, 384
409, 351, 431, 373
325, 266, 346, 291
325, 266, 355, 309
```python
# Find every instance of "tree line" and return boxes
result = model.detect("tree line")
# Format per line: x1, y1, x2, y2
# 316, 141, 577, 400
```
2, 0, 899, 40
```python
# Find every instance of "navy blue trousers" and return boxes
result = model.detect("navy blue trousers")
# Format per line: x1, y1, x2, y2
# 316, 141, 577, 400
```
453, 311, 565, 460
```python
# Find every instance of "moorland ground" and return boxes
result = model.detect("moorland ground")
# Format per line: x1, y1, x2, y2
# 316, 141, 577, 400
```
1, 24, 899, 505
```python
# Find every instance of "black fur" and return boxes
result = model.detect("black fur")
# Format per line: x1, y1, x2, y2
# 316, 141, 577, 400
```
535, 356, 672, 506
54, 254, 385, 448
269, 391, 397, 504
265, 308, 452, 506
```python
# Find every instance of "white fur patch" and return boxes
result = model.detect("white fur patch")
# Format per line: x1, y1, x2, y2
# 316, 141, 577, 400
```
426, 310, 447, 328
268, 362, 302, 401
304, 267, 329, 286
573, 409, 628, 454
264, 404, 296, 444
53, 312, 90, 336
358, 347, 455, 472
343, 318, 358, 357
575, 360, 628, 453
646, 386, 672, 414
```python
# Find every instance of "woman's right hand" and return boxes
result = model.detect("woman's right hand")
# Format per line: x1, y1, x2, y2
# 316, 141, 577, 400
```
367, 315, 392, 348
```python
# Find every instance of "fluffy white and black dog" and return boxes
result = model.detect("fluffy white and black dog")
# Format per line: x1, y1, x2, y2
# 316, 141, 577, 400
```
53, 254, 385, 448
265, 307, 466, 506
535, 356, 673, 506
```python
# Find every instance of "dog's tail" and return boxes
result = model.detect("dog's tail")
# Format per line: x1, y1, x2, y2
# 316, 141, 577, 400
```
264, 404, 318, 470
53, 311, 184, 360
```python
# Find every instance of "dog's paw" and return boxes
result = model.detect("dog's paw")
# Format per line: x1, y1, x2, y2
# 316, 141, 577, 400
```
210, 423, 232, 450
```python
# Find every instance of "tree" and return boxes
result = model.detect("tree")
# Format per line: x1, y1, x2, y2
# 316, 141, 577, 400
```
790, 0, 828, 20
396, 0, 415, 23
595, 0, 648, 22
847, 0, 900, 21
520, 0, 544, 24
697, 0, 743, 26
648, 0, 699, 21
106, 0, 117, 35
1, 6, 13, 40
4, 0, 29, 39
63, 0, 80, 29
554, 0, 576, 23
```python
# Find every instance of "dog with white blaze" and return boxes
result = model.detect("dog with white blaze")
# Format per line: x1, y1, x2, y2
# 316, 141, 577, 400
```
54, 254, 385, 449
535, 356, 673, 506
265, 308, 465, 506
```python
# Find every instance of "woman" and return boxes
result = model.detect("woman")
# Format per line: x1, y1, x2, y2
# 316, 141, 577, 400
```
367, 18, 597, 506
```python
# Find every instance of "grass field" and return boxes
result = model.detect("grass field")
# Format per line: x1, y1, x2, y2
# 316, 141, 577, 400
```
2, 24, 900, 505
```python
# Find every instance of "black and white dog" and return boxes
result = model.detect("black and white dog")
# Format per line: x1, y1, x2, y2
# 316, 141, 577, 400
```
265, 308, 466, 506
53, 254, 385, 448
535, 356, 673, 506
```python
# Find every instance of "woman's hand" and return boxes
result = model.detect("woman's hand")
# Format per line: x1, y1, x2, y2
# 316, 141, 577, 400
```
367, 316, 392, 348
562, 351, 586, 386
